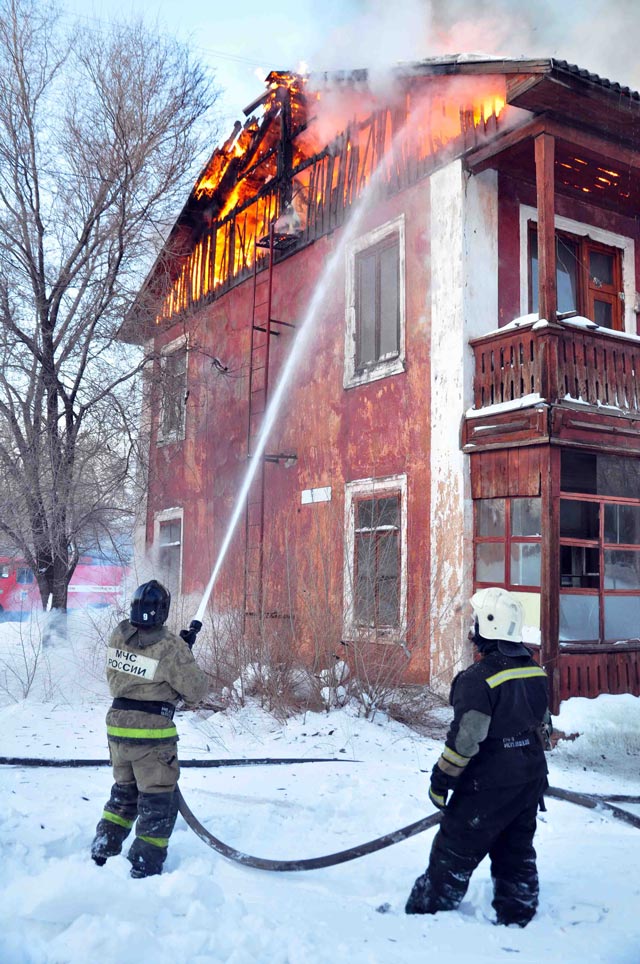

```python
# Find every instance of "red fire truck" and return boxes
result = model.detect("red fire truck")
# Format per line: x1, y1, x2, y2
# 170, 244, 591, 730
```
0, 551, 129, 618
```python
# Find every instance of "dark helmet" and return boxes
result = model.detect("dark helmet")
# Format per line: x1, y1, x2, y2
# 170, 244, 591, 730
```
130, 580, 170, 628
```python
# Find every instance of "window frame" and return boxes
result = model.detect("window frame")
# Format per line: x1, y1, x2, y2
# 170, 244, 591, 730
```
343, 474, 407, 642
354, 493, 401, 628
528, 224, 623, 330
154, 508, 183, 598
519, 205, 635, 333
559, 490, 640, 645
344, 216, 406, 389
157, 336, 188, 445
473, 497, 542, 592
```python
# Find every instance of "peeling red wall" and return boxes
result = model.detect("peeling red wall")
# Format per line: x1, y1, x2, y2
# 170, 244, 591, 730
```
146, 180, 433, 681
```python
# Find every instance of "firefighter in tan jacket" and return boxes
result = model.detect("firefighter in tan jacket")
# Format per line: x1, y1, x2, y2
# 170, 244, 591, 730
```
91, 580, 209, 878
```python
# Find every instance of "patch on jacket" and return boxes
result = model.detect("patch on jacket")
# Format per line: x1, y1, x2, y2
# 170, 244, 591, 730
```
107, 647, 159, 680
502, 735, 532, 749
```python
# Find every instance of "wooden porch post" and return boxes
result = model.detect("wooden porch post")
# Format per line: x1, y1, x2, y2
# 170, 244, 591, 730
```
540, 446, 561, 713
534, 133, 557, 325
535, 132, 561, 710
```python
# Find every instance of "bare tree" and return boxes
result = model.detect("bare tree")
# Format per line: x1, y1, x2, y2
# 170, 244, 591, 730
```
0, 0, 219, 613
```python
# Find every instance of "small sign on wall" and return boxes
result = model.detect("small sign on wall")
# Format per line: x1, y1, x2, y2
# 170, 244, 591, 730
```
301, 486, 332, 505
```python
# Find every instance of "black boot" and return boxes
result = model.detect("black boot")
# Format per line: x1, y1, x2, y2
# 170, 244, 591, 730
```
91, 781, 138, 864
492, 873, 538, 927
91, 817, 132, 864
406, 873, 437, 915
127, 789, 179, 878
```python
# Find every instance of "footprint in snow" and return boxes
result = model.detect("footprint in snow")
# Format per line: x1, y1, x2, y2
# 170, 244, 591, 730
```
553, 902, 609, 925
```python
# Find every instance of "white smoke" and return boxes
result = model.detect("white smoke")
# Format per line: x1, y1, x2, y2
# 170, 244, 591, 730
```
307, 0, 640, 92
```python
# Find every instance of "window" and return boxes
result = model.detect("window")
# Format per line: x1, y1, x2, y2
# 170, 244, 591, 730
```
355, 237, 400, 370
529, 225, 623, 330
344, 475, 407, 640
158, 345, 187, 442
559, 451, 640, 643
474, 497, 541, 589
16, 568, 34, 584
354, 495, 400, 628
0, 565, 8, 578
345, 217, 405, 387
158, 518, 182, 597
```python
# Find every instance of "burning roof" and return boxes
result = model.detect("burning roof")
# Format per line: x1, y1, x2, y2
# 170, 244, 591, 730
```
125, 57, 640, 338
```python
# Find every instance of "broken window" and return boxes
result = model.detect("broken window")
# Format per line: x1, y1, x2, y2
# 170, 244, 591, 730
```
343, 474, 406, 641
529, 225, 623, 330
158, 347, 187, 442
354, 495, 400, 628
559, 450, 640, 643
158, 519, 182, 597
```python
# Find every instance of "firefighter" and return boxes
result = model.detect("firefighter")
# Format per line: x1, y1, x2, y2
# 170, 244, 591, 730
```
91, 580, 209, 878
406, 587, 552, 926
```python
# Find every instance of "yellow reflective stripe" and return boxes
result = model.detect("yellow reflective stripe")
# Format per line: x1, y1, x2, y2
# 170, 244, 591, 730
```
107, 725, 177, 739
442, 745, 469, 767
103, 811, 134, 829
429, 787, 446, 807
485, 666, 547, 689
139, 835, 169, 848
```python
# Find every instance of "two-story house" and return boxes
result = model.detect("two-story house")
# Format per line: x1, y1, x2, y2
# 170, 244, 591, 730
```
124, 58, 640, 710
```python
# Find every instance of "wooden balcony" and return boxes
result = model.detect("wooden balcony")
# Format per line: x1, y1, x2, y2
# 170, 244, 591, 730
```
463, 318, 640, 453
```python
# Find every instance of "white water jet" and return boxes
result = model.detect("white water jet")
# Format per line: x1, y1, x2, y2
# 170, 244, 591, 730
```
192, 129, 407, 625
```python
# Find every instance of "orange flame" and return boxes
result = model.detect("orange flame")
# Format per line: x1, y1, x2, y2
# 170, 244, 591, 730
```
155, 73, 509, 324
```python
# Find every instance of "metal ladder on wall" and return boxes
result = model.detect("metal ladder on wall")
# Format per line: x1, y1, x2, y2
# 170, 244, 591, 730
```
243, 222, 297, 627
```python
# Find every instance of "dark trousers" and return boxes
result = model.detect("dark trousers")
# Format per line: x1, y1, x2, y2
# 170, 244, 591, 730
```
406, 776, 546, 925
91, 740, 180, 876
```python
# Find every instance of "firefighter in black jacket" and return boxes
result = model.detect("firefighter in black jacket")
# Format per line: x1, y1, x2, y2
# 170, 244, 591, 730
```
406, 587, 551, 926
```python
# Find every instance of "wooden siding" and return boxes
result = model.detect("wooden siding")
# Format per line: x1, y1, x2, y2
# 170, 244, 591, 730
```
558, 649, 640, 701
470, 446, 541, 498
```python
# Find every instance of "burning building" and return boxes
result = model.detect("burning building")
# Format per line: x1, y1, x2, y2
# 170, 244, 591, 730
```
124, 57, 640, 711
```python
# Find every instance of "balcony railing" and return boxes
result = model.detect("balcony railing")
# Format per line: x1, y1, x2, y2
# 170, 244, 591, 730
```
470, 319, 640, 414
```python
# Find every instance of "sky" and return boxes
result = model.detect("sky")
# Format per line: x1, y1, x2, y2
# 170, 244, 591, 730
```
61, 0, 640, 135
1, 608, 640, 963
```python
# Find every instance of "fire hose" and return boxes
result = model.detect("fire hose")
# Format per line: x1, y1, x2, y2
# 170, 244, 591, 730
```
175, 783, 640, 871
2, 755, 639, 872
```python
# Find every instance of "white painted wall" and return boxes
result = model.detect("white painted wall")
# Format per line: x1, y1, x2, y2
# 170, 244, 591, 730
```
429, 162, 498, 696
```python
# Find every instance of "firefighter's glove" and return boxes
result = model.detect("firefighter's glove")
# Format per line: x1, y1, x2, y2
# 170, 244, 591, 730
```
179, 628, 197, 649
179, 619, 202, 649
429, 763, 454, 811
179, 620, 202, 650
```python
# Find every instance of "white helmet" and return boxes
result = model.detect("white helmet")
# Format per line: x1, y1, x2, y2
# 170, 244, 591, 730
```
471, 587, 523, 643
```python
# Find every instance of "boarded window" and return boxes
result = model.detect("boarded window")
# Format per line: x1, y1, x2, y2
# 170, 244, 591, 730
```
355, 236, 400, 371
159, 349, 187, 441
354, 495, 400, 628
158, 519, 182, 596
529, 225, 623, 330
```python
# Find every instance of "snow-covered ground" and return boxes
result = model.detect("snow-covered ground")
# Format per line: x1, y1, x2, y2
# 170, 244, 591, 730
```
1, 611, 639, 964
